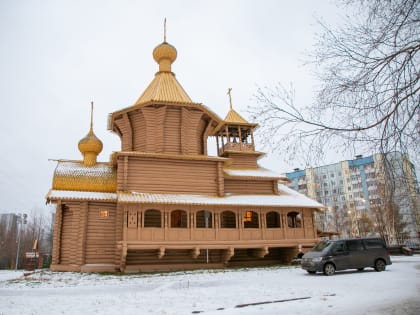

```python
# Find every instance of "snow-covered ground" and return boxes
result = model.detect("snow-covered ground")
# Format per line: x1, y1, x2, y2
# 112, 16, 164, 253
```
1, 256, 419, 315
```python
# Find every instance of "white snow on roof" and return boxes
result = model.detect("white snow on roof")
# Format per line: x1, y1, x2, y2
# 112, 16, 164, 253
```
224, 168, 282, 178
119, 185, 323, 208
46, 185, 323, 209
47, 190, 117, 201
55, 161, 114, 177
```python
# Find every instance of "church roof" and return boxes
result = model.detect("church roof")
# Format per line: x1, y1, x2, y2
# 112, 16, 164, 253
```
46, 184, 323, 210
224, 167, 288, 180
134, 72, 193, 105
224, 108, 249, 124
133, 40, 194, 106
52, 160, 116, 193
108, 39, 223, 127
47, 190, 117, 202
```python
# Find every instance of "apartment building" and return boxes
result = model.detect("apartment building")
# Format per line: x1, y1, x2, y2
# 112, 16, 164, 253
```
285, 153, 419, 243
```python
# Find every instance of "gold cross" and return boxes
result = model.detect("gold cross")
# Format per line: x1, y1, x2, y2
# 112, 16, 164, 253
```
90, 101, 94, 129
227, 88, 233, 110
164, 18, 167, 42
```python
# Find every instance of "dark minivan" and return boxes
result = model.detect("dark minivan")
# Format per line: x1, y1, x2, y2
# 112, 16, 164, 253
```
301, 237, 392, 276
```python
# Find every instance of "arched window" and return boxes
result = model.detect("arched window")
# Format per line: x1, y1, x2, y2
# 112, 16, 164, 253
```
287, 211, 302, 228
144, 209, 161, 227
266, 211, 281, 228
220, 211, 236, 228
196, 210, 213, 228
171, 210, 188, 228
243, 211, 259, 228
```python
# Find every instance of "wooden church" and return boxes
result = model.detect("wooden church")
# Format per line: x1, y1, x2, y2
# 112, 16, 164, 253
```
46, 33, 323, 272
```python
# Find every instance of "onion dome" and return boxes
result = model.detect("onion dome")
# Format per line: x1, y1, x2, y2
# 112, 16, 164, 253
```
78, 102, 103, 166
153, 41, 177, 72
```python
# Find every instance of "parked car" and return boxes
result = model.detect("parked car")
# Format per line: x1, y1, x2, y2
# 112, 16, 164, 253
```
404, 241, 420, 250
301, 237, 392, 276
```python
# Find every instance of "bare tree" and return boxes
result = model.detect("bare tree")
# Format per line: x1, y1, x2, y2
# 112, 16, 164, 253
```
371, 154, 414, 244
249, 0, 419, 167
0, 210, 52, 270
0, 215, 18, 269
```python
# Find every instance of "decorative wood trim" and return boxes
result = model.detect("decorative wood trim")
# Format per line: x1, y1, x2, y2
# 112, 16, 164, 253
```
52, 201, 62, 265
223, 247, 234, 264
191, 247, 200, 259
202, 119, 214, 155
273, 180, 279, 194
158, 246, 165, 259
79, 202, 88, 265
217, 161, 224, 197
120, 242, 127, 271
122, 113, 133, 151
123, 156, 128, 191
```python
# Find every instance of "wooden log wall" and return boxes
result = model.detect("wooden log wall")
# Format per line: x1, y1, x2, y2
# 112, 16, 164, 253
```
224, 152, 258, 167
85, 202, 117, 264
51, 202, 62, 265
142, 106, 166, 153
224, 179, 275, 194
113, 105, 212, 155
180, 107, 204, 154
118, 156, 219, 194
113, 113, 133, 151
163, 107, 181, 153
59, 202, 81, 265
130, 109, 146, 151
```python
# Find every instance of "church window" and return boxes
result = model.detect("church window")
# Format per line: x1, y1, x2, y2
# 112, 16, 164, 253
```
266, 211, 281, 228
287, 211, 302, 228
196, 210, 213, 228
171, 210, 188, 228
243, 211, 259, 228
220, 211, 236, 228
144, 209, 162, 227
99, 210, 109, 217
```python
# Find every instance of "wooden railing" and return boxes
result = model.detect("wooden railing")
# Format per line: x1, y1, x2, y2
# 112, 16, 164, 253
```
223, 142, 255, 152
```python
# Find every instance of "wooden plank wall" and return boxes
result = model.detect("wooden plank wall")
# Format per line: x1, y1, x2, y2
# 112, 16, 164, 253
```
113, 114, 132, 151
113, 105, 212, 155
224, 179, 275, 194
225, 153, 258, 167
130, 109, 146, 152
118, 156, 219, 194
181, 107, 204, 155
163, 107, 181, 153
85, 202, 117, 264
59, 202, 81, 265
142, 106, 166, 153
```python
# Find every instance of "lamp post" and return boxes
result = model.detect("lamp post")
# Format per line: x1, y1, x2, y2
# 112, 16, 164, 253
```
347, 210, 353, 237
15, 213, 27, 270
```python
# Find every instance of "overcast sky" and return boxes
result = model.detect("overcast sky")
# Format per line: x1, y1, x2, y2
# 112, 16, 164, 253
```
0, 0, 345, 215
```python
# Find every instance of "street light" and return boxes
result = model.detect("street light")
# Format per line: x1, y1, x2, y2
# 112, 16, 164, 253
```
15, 213, 27, 270
347, 210, 353, 237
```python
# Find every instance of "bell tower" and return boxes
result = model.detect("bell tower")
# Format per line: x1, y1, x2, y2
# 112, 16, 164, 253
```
214, 89, 263, 168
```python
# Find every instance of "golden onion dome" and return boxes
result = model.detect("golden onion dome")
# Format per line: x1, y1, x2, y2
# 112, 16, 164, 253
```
153, 41, 177, 72
78, 128, 103, 154
78, 128, 103, 166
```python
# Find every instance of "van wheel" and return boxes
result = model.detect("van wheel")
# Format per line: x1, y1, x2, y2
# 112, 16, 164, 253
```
374, 259, 386, 272
323, 263, 335, 276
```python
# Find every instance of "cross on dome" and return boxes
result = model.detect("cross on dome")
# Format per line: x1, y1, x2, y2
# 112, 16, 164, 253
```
78, 101, 103, 166
153, 18, 177, 72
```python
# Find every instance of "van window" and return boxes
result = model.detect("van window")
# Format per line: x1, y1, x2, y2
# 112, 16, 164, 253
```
364, 239, 384, 249
347, 239, 364, 251
332, 241, 347, 252
312, 240, 331, 251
